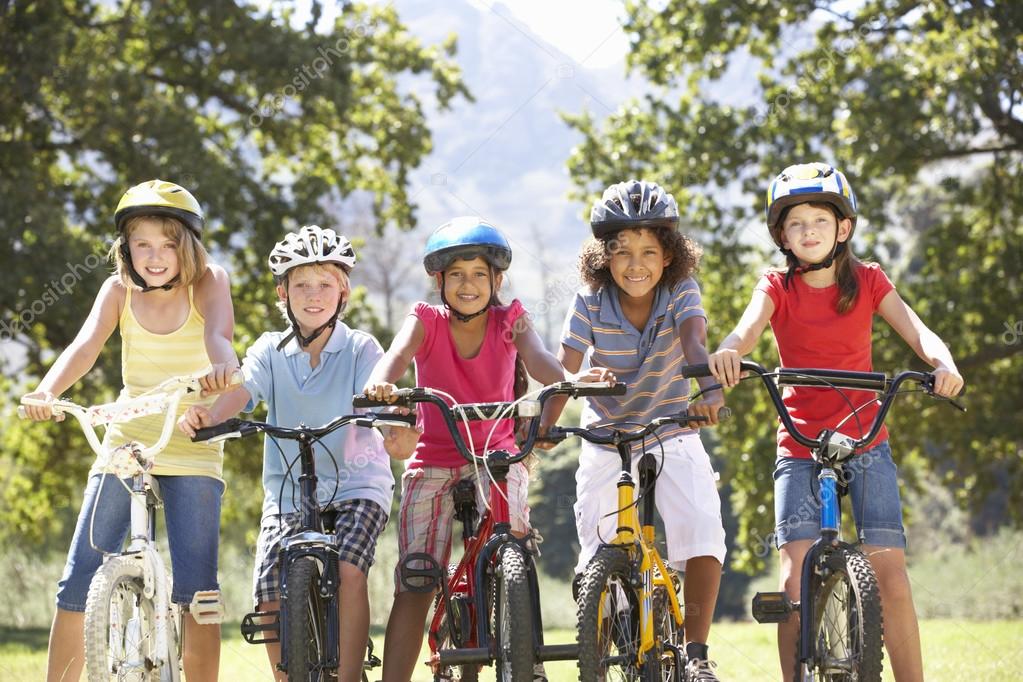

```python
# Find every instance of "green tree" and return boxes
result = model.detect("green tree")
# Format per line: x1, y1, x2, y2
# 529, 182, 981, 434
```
0, 0, 468, 545
563, 0, 1022, 573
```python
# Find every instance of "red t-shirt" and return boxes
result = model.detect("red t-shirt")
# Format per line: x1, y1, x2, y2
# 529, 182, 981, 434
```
410, 300, 526, 468
757, 262, 895, 459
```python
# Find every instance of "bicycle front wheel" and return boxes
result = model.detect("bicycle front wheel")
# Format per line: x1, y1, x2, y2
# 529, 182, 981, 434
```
495, 544, 535, 682
796, 547, 884, 681
576, 547, 642, 681
84, 556, 166, 682
284, 556, 330, 681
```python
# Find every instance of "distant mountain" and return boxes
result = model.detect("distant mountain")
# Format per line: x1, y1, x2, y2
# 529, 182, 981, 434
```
391, 0, 652, 341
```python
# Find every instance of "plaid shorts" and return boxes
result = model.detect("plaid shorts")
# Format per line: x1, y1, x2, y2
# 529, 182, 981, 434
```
394, 462, 530, 594
252, 498, 387, 607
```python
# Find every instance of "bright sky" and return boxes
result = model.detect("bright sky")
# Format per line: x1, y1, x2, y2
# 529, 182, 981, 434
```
279, 0, 631, 69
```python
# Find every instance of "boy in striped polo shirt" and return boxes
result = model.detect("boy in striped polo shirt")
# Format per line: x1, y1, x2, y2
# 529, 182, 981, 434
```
547, 180, 728, 681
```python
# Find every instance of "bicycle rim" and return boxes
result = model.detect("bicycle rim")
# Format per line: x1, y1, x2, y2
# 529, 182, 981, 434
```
84, 557, 164, 682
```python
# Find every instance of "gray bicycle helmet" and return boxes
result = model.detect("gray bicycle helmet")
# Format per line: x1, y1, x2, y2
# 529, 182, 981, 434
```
589, 180, 679, 238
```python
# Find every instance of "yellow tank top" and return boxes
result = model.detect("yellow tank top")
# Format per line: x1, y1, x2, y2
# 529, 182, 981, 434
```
99, 285, 224, 479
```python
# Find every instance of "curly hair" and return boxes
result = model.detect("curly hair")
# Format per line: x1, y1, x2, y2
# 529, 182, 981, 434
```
578, 226, 702, 292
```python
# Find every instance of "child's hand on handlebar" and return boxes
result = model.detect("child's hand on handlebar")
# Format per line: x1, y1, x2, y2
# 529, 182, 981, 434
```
178, 406, 215, 438
200, 363, 242, 397
688, 389, 727, 426
708, 349, 743, 388
931, 366, 964, 399
362, 381, 401, 403
20, 390, 62, 421
571, 367, 616, 383
382, 413, 420, 461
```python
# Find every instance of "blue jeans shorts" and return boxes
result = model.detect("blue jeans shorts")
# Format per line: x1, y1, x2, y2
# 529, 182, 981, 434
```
56, 473, 224, 612
773, 441, 906, 549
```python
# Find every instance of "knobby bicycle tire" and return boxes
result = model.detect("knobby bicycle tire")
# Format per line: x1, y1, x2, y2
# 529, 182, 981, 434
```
495, 545, 535, 682
796, 547, 884, 681
284, 557, 330, 682
577, 547, 642, 681
84, 556, 175, 682
650, 584, 682, 682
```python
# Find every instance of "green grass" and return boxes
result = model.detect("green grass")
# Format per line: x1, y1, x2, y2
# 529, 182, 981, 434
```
3, 619, 1021, 681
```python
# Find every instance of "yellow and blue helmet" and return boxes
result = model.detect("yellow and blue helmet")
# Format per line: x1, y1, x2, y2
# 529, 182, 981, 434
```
766, 162, 857, 240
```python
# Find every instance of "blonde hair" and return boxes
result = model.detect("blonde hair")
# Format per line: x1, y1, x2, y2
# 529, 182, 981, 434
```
110, 215, 209, 290
275, 262, 350, 319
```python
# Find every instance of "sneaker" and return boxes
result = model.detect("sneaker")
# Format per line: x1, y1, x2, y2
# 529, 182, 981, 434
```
532, 662, 548, 681
685, 657, 720, 681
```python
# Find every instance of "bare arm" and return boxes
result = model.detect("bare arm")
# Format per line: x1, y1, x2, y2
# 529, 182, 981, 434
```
680, 316, 726, 425
537, 344, 585, 437
363, 315, 425, 400
194, 264, 239, 393
511, 315, 566, 385
21, 277, 122, 419
877, 290, 964, 397
178, 386, 252, 438
708, 290, 775, 387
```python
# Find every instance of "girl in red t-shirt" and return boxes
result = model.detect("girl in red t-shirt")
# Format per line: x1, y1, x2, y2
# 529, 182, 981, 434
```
708, 163, 962, 682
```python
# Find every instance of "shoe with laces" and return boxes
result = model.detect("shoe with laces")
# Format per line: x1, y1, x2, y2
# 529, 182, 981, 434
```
532, 662, 548, 681
685, 657, 720, 681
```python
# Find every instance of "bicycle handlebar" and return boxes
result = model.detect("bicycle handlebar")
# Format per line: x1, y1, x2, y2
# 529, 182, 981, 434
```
190, 412, 417, 444
352, 381, 627, 464
546, 409, 730, 448
19, 370, 242, 466
681, 361, 958, 451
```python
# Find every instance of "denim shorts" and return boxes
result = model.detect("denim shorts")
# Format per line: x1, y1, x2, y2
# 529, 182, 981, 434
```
56, 473, 224, 611
773, 441, 906, 549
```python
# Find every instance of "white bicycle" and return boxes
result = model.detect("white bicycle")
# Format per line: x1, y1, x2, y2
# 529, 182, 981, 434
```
20, 369, 236, 682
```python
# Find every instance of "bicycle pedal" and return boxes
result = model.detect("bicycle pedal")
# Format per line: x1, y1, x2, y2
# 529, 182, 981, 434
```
751, 591, 795, 623
399, 552, 445, 593
189, 589, 224, 625
240, 609, 280, 644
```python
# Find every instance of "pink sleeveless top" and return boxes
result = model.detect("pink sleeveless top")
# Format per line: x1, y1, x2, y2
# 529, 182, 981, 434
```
409, 300, 526, 468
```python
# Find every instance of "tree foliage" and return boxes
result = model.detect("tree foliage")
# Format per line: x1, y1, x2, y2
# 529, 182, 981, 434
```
564, 0, 1022, 572
0, 0, 468, 545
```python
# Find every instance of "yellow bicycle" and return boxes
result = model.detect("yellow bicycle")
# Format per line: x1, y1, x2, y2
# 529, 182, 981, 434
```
549, 410, 714, 681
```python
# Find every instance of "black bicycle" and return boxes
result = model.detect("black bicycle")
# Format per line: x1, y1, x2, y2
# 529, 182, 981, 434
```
682, 361, 964, 681
192, 410, 415, 681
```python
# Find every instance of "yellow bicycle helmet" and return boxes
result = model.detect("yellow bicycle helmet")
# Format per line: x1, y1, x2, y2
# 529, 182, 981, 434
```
114, 179, 204, 236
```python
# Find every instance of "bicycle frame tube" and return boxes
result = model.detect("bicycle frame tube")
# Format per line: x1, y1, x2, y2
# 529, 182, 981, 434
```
819, 469, 840, 535
296, 436, 321, 532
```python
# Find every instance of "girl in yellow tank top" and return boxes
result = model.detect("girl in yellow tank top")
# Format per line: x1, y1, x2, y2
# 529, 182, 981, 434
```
20, 180, 237, 682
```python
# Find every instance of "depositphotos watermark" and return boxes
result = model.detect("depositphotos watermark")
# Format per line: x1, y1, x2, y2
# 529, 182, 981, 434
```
1, 243, 109, 341
247, 26, 369, 127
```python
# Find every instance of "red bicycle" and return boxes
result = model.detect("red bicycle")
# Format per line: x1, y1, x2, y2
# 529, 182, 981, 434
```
355, 380, 624, 681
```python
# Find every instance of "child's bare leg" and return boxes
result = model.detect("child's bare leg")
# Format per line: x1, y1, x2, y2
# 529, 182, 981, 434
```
181, 614, 221, 682
381, 590, 435, 682
864, 546, 923, 682
777, 540, 813, 682
46, 608, 85, 682
338, 562, 371, 682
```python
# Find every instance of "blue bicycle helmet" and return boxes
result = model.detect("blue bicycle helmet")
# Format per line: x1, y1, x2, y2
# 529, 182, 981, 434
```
423, 217, 512, 274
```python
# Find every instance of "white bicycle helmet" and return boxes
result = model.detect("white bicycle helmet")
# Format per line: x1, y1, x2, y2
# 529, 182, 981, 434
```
268, 225, 356, 280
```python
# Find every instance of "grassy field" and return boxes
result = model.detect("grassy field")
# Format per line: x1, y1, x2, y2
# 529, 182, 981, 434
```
3, 618, 1021, 680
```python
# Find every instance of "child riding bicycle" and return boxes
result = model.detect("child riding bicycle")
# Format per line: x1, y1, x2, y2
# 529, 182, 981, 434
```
21, 179, 237, 682
362, 217, 605, 682
542, 179, 728, 681
707, 162, 964, 682
179, 224, 416, 682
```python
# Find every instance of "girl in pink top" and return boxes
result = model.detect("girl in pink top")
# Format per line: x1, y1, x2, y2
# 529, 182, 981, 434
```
364, 217, 603, 682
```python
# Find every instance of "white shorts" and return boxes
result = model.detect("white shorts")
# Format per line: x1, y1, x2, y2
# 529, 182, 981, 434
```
573, 433, 726, 573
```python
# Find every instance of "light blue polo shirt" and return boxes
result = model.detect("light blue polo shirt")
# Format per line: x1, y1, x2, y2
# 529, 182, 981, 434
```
561, 278, 706, 447
241, 323, 394, 520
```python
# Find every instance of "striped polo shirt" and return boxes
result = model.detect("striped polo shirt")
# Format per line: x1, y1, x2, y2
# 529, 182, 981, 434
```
561, 277, 706, 446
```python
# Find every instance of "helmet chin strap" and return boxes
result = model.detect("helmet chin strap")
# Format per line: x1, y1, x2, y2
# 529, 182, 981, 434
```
276, 297, 346, 351
781, 235, 845, 286
120, 242, 178, 292
439, 270, 496, 323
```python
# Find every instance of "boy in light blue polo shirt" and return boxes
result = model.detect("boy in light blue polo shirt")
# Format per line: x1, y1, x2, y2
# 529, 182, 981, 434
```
179, 225, 417, 682
545, 181, 727, 680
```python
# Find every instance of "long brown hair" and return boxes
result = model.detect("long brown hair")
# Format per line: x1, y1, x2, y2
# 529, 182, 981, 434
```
774, 202, 860, 314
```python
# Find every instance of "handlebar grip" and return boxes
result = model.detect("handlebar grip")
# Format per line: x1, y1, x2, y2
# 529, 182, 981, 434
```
353, 389, 416, 409
365, 412, 417, 428
681, 364, 712, 379
192, 418, 246, 443
571, 382, 627, 397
